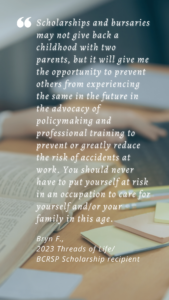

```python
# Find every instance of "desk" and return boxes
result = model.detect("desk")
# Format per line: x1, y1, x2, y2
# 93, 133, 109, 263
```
1, 66, 169, 300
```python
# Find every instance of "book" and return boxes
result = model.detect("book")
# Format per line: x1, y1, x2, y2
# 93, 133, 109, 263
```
81, 226, 169, 257
0, 151, 119, 285
154, 203, 169, 224
113, 212, 169, 243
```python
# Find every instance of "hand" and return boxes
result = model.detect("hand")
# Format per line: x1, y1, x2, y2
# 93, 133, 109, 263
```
2, 107, 167, 143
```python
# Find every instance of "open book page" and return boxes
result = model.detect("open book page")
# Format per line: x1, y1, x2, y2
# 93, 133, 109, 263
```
0, 197, 57, 285
0, 221, 57, 285
0, 152, 80, 203
0, 152, 117, 205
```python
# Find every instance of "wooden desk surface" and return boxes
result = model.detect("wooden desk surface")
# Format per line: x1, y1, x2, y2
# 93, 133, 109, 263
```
1, 66, 169, 300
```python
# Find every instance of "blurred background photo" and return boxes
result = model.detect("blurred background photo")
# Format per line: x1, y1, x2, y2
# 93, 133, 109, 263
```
0, 0, 169, 110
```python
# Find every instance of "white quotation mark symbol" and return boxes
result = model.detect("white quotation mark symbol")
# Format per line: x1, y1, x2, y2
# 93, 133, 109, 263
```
17, 17, 31, 28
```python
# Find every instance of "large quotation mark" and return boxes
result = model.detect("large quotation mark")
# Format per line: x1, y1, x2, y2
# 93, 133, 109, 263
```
17, 17, 32, 28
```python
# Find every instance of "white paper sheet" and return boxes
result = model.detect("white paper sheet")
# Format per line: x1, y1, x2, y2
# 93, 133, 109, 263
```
0, 268, 82, 299
163, 290, 169, 300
